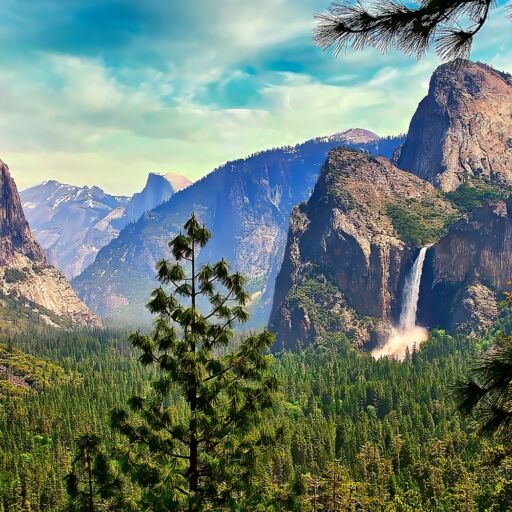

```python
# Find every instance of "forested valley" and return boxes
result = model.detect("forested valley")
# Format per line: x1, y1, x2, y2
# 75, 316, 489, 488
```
1, 323, 510, 511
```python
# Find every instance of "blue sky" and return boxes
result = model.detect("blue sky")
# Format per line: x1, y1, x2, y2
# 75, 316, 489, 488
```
1, 0, 511, 195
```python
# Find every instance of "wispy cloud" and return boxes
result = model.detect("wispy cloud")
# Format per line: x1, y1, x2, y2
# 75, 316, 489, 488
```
0, 1, 510, 194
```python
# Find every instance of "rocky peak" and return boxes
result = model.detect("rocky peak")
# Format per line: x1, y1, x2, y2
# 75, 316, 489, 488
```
122, 171, 192, 224
397, 59, 512, 191
154, 171, 192, 192
0, 160, 46, 265
317, 128, 380, 144
269, 149, 454, 350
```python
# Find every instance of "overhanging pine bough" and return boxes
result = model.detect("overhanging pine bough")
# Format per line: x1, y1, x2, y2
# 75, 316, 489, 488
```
314, 0, 511, 61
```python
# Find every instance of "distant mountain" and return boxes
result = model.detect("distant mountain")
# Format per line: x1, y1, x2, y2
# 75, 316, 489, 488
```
316, 128, 380, 144
0, 160, 99, 329
397, 60, 512, 191
119, 172, 192, 227
21, 172, 192, 279
21, 181, 129, 279
73, 130, 405, 324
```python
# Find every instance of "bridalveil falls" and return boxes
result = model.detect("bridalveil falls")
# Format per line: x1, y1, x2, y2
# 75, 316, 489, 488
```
399, 246, 428, 331
373, 247, 429, 359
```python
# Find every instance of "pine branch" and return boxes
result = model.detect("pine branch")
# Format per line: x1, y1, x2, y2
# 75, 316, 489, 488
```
314, 0, 499, 60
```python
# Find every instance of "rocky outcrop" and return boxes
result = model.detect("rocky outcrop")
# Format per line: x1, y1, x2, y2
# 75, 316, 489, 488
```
1, 162, 46, 266
269, 149, 455, 350
120, 172, 192, 226
419, 199, 512, 334
0, 160, 100, 328
398, 60, 512, 191
73, 132, 404, 324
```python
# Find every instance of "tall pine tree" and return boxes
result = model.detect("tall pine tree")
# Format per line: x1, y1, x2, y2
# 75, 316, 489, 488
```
111, 214, 279, 511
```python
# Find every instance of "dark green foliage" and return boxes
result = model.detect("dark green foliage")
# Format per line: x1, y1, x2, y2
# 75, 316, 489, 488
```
110, 214, 278, 511
1, 327, 512, 510
455, 282, 512, 438
66, 434, 121, 512
314, 0, 508, 61
445, 179, 508, 212
0, 328, 144, 512
455, 324, 512, 437
386, 201, 456, 246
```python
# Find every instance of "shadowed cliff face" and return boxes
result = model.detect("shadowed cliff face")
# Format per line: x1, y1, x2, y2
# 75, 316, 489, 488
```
398, 60, 512, 192
0, 160, 100, 328
269, 149, 454, 350
0, 161, 46, 266
419, 199, 512, 334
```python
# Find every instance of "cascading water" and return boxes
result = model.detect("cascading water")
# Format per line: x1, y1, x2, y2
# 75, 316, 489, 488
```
398, 246, 428, 331
373, 246, 429, 359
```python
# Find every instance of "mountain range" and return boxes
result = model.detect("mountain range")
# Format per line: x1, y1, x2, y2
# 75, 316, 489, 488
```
71, 129, 404, 324
4, 58, 511, 353
21, 172, 191, 278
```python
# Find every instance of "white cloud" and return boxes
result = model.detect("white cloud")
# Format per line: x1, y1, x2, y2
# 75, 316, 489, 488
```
1, 0, 511, 196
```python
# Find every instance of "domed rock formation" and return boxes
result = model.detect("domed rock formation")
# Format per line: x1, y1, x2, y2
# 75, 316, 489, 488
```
398, 60, 512, 191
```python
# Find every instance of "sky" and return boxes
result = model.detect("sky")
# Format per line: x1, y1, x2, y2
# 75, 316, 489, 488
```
0, 1, 511, 195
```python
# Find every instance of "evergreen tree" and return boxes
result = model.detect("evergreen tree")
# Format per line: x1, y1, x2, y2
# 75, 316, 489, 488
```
66, 433, 119, 512
111, 214, 279, 511
455, 331, 512, 436
314, 0, 510, 60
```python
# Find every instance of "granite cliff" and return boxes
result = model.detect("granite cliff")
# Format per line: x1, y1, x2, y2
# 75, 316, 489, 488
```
119, 172, 192, 227
0, 160, 100, 329
271, 60, 512, 350
419, 199, 512, 334
398, 60, 512, 192
269, 149, 455, 350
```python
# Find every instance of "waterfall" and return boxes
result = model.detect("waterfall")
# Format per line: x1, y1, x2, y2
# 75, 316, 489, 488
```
399, 246, 428, 331
372, 246, 430, 359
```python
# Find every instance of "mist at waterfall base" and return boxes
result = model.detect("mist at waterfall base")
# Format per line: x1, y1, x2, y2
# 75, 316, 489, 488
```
373, 247, 429, 360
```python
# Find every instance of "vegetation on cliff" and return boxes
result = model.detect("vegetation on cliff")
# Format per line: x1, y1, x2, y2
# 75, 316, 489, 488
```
445, 179, 510, 213
386, 198, 457, 246
0, 342, 74, 396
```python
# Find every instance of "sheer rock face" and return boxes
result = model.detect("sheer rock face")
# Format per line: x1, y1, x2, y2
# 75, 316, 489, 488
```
0, 161, 45, 266
0, 160, 100, 328
121, 172, 192, 226
398, 60, 512, 192
269, 149, 453, 350
419, 199, 512, 334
